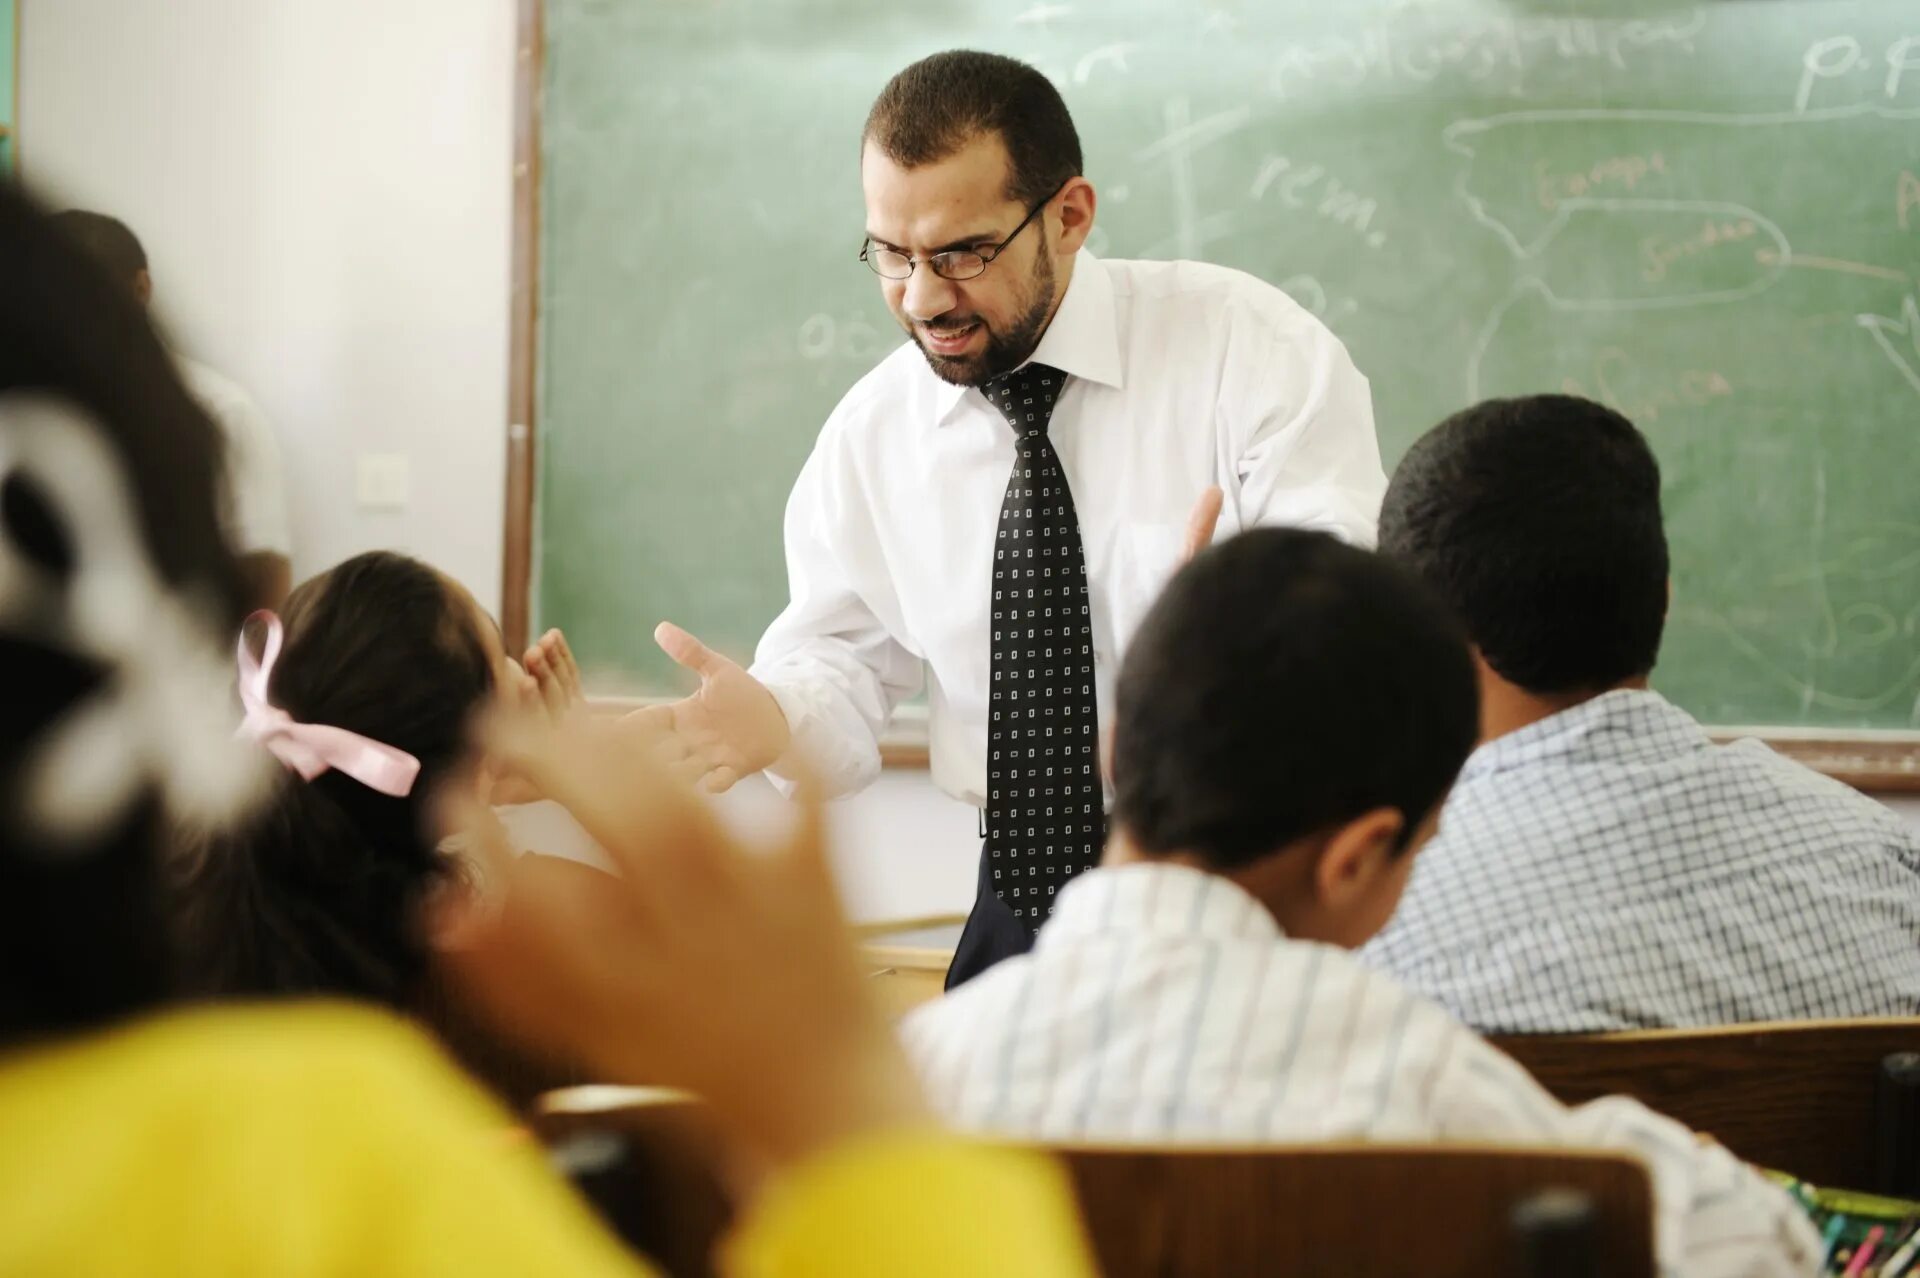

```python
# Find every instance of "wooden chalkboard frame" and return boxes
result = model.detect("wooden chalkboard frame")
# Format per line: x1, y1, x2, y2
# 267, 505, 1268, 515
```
501, 0, 543, 653
501, 4, 1920, 793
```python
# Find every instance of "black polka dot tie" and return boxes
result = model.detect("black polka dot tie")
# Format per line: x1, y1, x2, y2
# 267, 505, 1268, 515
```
984, 363, 1105, 933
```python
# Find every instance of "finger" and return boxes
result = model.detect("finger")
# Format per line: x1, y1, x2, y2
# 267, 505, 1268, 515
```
1182, 485, 1225, 562
654, 621, 727, 681
547, 630, 584, 694
699, 765, 740, 794
536, 657, 570, 718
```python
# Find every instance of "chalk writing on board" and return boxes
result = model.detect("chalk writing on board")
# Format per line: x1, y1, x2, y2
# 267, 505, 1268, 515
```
1275, 275, 1358, 324
1073, 43, 1137, 85
1640, 216, 1758, 284
1249, 156, 1388, 249
1443, 103, 1920, 260
1698, 509, 1920, 715
1012, 3, 1072, 29
1199, 10, 1236, 39
1858, 294, 1920, 397
1267, 10, 1707, 100
1693, 608, 1920, 715
1795, 34, 1920, 113
797, 311, 891, 364
1557, 347, 1733, 424
1134, 98, 1250, 260
1899, 171, 1920, 231
1535, 153, 1669, 214
1753, 249, 1910, 286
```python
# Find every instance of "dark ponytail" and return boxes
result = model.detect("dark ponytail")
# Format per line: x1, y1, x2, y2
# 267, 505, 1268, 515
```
173, 551, 493, 1005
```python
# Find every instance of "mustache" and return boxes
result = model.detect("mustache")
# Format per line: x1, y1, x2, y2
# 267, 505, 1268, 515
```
918, 317, 983, 335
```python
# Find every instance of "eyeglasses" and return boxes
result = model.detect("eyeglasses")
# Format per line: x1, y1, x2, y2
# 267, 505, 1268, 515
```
859, 181, 1069, 281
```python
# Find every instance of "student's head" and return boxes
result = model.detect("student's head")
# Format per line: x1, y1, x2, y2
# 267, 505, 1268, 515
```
171, 551, 511, 1006
1111, 529, 1479, 948
1378, 395, 1670, 720
1, 183, 249, 1047
49, 209, 153, 307
861, 50, 1093, 386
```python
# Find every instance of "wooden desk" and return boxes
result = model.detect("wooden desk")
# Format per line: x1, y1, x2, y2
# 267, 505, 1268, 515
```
859, 918, 962, 1019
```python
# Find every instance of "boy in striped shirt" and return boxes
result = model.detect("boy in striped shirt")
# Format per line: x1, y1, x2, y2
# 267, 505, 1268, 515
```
903, 527, 1817, 1278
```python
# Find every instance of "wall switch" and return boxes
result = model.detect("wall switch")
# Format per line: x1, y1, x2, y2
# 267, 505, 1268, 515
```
356, 453, 411, 511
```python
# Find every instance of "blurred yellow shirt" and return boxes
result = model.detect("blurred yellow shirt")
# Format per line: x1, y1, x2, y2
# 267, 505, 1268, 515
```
0, 1002, 1095, 1278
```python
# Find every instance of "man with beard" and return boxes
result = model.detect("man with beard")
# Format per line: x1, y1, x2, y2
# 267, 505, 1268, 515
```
636, 50, 1387, 987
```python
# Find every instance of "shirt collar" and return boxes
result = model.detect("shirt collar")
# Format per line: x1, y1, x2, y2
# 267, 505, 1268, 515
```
1460, 687, 1707, 783
931, 249, 1124, 428
1037, 862, 1281, 949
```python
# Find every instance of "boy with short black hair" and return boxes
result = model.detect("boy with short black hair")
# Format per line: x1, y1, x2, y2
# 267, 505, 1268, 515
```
1365, 395, 1920, 1032
905, 526, 1818, 1278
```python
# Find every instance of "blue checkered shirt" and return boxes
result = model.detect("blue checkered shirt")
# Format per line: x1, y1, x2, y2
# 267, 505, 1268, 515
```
1363, 690, 1920, 1032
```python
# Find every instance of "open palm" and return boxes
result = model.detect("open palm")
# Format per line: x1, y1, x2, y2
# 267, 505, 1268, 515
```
620, 622, 790, 793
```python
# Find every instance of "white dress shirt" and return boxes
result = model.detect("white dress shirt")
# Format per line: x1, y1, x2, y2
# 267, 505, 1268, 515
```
903, 863, 1820, 1278
175, 355, 292, 558
751, 253, 1385, 803
1362, 689, 1920, 1032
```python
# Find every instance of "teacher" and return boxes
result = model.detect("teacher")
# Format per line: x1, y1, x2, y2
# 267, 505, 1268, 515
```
637, 50, 1387, 987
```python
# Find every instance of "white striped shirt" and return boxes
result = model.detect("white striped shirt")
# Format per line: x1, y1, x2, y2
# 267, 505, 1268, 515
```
903, 863, 1819, 1278
1362, 690, 1920, 1032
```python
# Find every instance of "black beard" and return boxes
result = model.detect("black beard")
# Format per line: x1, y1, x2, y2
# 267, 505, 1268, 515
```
912, 249, 1057, 387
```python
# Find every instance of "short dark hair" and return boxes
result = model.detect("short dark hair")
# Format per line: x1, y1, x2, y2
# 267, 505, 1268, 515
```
1113, 528, 1479, 871
171, 551, 493, 1006
864, 50, 1082, 207
49, 210, 149, 284
1379, 395, 1670, 694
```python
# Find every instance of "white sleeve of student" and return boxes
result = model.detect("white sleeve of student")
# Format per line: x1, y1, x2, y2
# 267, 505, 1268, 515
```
751, 426, 923, 799
1432, 1035, 1821, 1278
1224, 299, 1387, 549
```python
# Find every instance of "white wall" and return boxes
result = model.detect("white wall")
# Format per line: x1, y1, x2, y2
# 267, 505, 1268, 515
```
16, 0, 514, 614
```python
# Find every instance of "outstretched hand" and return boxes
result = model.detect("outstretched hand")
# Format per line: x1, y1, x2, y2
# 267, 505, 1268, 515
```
618, 622, 790, 794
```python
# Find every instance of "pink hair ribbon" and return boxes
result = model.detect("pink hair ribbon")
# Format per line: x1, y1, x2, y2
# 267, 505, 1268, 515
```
235, 611, 422, 798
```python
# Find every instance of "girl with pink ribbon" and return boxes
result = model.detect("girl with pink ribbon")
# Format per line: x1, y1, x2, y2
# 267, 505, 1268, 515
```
175, 551, 581, 1035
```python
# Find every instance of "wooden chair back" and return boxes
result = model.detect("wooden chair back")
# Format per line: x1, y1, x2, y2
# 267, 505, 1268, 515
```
526, 1093, 1668, 1278
1492, 1018, 1920, 1190
1052, 1143, 1656, 1278
530, 1089, 733, 1278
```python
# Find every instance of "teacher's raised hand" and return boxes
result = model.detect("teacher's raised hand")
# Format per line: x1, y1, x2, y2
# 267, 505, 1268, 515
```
1182, 485, 1225, 562
620, 621, 791, 793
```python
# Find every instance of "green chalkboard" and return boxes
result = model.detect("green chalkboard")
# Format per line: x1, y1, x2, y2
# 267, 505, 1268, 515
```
0, 1, 17, 176
535, 0, 1920, 729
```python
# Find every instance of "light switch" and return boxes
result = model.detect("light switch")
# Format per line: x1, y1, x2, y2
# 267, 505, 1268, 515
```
356, 453, 410, 511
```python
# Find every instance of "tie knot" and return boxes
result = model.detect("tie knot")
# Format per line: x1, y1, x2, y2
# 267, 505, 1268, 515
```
983, 363, 1065, 438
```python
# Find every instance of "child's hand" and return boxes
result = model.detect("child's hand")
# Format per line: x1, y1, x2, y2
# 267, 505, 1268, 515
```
434, 711, 928, 1169
522, 629, 584, 721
